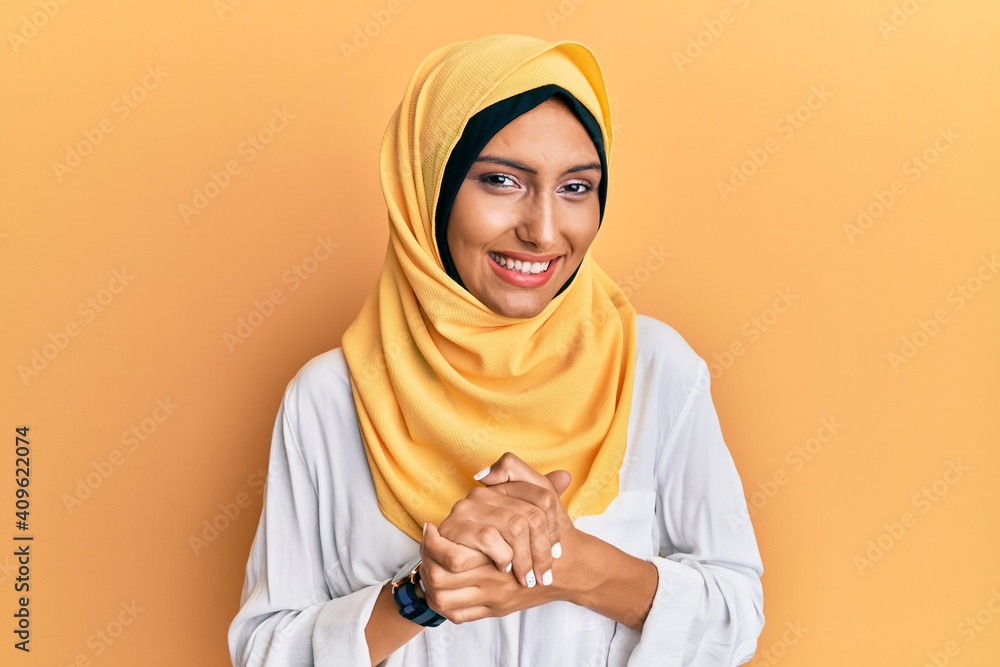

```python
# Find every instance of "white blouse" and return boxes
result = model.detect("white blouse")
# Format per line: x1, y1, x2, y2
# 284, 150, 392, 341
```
228, 314, 764, 666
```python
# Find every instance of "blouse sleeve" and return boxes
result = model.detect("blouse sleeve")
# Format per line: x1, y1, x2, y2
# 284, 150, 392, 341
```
627, 359, 765, 666
227, 393, 385, 667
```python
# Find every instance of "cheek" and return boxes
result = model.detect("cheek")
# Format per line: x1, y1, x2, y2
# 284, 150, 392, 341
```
450, 194, 514, 251
566, 209, 600, 248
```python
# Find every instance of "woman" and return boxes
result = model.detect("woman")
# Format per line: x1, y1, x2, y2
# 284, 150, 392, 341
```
229, 34, 764, 666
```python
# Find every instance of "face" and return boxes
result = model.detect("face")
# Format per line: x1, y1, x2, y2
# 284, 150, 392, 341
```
445, 98, 602, 319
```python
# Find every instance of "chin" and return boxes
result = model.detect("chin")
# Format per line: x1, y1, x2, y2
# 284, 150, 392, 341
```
489, 296, 548, 319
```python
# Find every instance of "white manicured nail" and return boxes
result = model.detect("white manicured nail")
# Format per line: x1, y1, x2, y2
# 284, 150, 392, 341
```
525, 569, 536, 588
505, 562, 512, 573
541, 569, 552, 586
551, 542, 562, 559
473, 466, 491, 481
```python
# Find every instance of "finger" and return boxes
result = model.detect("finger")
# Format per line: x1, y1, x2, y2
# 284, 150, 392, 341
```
473, 452, 556, 493
475, 482, 564, 551
544, 470, 572, 496
436, 518, 514, 574
417, 574, 498, 626
421, 522, 492, 578
449, 495, 553, 588
417, 557, 513, 622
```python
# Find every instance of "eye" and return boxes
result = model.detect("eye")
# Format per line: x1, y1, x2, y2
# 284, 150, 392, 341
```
480, 173, 518, 188
561, 182, 593, 196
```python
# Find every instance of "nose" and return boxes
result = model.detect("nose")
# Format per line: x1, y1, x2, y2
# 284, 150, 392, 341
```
515, 191, 558, 250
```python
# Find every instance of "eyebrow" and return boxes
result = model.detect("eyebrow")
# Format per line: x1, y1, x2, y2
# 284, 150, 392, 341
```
473, 154, 602, 177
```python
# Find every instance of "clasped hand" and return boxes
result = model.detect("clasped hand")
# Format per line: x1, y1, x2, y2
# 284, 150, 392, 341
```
417, 452, 583, 624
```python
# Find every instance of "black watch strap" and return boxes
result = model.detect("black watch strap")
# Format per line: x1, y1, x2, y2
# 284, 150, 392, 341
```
392, 577, 446, 627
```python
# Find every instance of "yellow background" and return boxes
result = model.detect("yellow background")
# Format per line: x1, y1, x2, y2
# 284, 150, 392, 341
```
2, 0, 998, 665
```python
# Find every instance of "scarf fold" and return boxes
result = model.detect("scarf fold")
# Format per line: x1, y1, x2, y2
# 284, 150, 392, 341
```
342, 34, 637, 543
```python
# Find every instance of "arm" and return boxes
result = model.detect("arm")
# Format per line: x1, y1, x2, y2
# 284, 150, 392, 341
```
364, 582, 426, 666
622, 359, 765, 666
228, 396, 402, 667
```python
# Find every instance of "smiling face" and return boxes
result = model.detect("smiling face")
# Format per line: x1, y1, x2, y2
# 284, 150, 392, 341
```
445, 97, 603, 319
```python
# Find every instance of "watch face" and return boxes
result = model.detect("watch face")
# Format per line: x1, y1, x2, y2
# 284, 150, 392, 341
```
393, 554, 423, 583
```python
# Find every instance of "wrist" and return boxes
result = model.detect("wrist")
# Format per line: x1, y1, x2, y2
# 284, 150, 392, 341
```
543, 526, 600, 607
568, 532, 659, 631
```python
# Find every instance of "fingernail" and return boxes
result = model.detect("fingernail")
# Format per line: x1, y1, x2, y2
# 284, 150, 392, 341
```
525, 569, 536, 588
473, 466, 491, 481
551, 542, 562, 559
505, 561, 512, 573
423, 522, 428, 536
541, 569, 553, 586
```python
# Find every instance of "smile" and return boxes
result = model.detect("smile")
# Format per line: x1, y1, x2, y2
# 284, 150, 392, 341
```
487, 251, 561, 288
488, 251, 552, 275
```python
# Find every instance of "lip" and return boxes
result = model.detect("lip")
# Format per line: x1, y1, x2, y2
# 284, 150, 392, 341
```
487, 252, 561, 288
492, 250, 563, 262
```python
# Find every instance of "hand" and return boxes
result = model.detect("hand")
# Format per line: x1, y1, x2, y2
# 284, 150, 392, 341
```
430, 452, 573, 588
418, 522, 561, 623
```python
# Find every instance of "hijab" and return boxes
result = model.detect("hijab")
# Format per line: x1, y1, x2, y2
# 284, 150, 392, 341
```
342, 34, 637, 543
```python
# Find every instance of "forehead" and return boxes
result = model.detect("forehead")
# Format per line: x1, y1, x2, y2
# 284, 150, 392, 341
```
484, 100, 596, 154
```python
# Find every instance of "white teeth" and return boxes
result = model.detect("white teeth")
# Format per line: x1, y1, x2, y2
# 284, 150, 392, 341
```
489, 252, 552, 275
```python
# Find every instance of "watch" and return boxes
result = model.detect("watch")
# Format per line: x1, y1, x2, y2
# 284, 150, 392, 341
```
390, 554, 447, 627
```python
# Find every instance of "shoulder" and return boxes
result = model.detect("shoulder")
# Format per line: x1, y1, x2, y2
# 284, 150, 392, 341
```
634, 313, 708, 382
280, 347, 356, 433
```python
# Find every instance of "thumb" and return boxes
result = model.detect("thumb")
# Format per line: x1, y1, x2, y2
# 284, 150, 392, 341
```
545, 470, 572, 496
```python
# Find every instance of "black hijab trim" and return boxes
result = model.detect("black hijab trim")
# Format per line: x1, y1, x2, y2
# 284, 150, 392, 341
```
434, 84, 609, 298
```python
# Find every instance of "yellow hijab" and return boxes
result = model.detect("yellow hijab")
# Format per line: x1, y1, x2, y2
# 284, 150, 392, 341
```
342, 34, 637, 543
